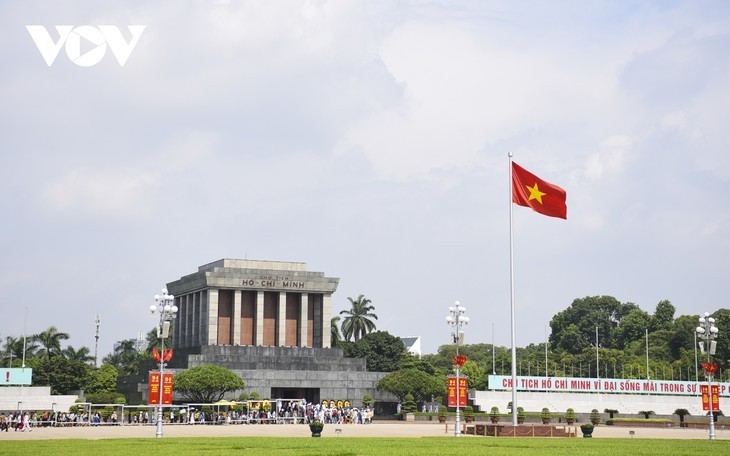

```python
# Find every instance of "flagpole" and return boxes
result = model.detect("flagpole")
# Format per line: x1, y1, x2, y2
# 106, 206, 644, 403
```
508, 152, 518, 426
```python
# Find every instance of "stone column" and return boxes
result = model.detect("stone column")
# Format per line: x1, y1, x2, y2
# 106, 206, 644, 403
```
299, 293, 309, 348
233, 290, 242, 345
322, 293, 332, 348
177, 296, 185, 349
172, 296, 180, 349
255, 291, 264, 346
278, 292, 286, 347
189, 293, 196, 347
207, 289, 219, 345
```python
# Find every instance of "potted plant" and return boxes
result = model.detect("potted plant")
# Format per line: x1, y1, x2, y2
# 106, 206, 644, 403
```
517, 407, 525, 424
541, 408, 551, 425
674, 408, 690, 428
463, 405, 474, 423
604, 408, 618, 419
590, 409, 600, 425
438, 405, 448, 423
565, 408, 576, 425
309, 420, 324, 437
580, 423, 594, 438
489, 406, 500, 424
402, 393, 417, 421
362, 394, 375, 409
638, 410, 654, 419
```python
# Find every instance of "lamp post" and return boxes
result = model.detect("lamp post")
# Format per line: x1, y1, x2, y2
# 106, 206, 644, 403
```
150, 288, 178, 438
446, 301, 469, 437
596, 326, 601, 378
696, 312, 719, 440
94, 314, 101, 368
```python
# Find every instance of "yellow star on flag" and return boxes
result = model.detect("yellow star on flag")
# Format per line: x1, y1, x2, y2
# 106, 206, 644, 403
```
526, 183, 546, 204
512, 161, 567, 219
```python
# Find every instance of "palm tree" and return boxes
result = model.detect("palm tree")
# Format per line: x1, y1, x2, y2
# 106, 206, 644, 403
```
331, 316, 342, 347
63, 345, 95, 364
3, 336, 38, 366
34, 326, 70, 359
103, 338, 143, 376
340, 294, 378, 342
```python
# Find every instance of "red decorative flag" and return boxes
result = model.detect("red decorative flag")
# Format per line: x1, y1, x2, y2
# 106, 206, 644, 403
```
512, 162, 567, 219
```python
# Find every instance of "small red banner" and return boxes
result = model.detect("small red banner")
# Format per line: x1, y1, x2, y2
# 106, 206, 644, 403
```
447, 376, 468, 407
162, 373, 174, 405
149, 372, 174, 405
149, 372, 161, 405
701, 362, 718, 375
452, 355, 467, 367
701, 384, 720, 411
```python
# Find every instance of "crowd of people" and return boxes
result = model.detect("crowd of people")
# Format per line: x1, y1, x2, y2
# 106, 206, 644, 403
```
0, 412, 34, 432
0, 401, 375, 428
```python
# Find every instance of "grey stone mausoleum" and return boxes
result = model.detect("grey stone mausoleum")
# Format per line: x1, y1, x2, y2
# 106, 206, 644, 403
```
140, 259, 395, 407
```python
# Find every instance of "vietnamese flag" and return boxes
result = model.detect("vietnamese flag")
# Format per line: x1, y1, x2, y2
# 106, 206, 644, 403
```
512, 162, 567, 219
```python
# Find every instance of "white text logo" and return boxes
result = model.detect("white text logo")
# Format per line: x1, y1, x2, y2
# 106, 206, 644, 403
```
26, 25, 146, 67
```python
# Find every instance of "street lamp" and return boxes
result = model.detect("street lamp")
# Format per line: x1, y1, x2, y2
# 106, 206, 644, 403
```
696, 312, 719, 440
150, 288, 178, 438
446, 301, 469, 437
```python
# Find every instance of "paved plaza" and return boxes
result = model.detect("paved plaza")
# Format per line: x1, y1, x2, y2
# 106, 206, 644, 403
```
0, 422, 728, 440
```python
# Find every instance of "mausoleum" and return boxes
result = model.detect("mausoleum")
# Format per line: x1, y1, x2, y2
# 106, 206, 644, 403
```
127, 259, 395, 408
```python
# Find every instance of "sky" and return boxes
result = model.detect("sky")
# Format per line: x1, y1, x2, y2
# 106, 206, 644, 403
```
2, 0, 729, 363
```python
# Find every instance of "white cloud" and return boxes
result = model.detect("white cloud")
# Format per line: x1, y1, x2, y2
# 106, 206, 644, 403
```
40, 167, 157, 217
2, 0, 730, 359
584, 135, 632, 180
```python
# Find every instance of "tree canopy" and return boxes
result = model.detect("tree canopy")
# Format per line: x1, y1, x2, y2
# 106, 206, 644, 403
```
31, 356, 91, 394
341, 331, 406, 372
34, 326, 70, 359
376, 368, 445, 403
103, 338, 144, 376
173, 364, 245, 403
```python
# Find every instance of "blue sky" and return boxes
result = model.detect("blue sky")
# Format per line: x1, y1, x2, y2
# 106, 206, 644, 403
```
1, 1, 729, 360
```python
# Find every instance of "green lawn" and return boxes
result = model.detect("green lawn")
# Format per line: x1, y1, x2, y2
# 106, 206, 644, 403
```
2, 437, 728, 456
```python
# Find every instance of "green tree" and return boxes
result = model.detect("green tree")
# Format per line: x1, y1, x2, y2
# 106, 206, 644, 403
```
63, 345, 95, 364
32, 356, 90, 394
174, 364, 245, 403
34, 326, 70, 359
340, 294, 378, 342
330, 316, 342, 347
86, 363, 119, 394
461, 360, 487, 390
86, 391, 126, 404
669, 314, 700, 360
550, 296, 636, 352
400, 353, 442, 376
555, 324, 586, 355
103, 339, 143, 376
615, 307, 650, 349
341, 331, 406, 372
3, 336, 38, 366
650, 300, 675, 332
376, 368, 445, 404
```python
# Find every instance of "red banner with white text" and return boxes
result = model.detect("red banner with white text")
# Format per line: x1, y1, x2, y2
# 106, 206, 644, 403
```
149, 372, 174, 405
701, 384, 720, 411
447, 376, 467, 407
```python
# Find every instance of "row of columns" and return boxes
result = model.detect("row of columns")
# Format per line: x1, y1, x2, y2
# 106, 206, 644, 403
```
173, 289, 331, 350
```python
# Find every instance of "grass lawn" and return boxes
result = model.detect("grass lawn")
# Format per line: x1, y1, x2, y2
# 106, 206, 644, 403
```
1, 437, 728, 455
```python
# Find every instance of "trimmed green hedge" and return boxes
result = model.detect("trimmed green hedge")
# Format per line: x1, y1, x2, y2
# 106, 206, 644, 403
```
606, 418, 671, 425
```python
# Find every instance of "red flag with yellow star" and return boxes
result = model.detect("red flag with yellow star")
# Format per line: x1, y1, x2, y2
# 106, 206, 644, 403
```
512, 162, 567, 219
